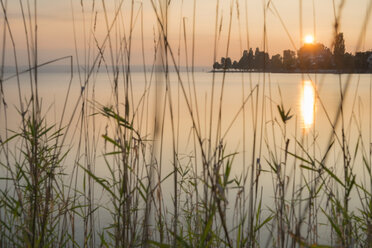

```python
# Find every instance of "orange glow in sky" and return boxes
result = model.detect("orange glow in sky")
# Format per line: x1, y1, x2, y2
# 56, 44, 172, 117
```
2, 0, 372, 66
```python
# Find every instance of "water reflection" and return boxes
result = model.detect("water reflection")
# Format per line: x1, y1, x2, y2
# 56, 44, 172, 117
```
301, 80, 315, 129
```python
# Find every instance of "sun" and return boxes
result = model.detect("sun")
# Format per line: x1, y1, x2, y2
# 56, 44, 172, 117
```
304, 35, 314, 44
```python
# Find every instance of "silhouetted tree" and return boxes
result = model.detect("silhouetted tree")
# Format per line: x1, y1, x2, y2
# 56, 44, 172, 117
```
283, 50, 296, 71
248, 48, 254, 68
217, 57, 233, 69
270, 54, 283, 71
298, 43, 332, 70
343, 52, 354, 72
225, 57, 232, 69
238, 50, 249, 69
213, 61, 221, 70
334, 32, 345, 70
221, 57, 226, 68
354, 52, 372, 72
254, 47, 269, 70
211, 38, 372, 73
368, 54, 372, 71
232, 60, 239, 69
318, 47, 333, 69
238, 49, 255, 70
254, 48, 260, 69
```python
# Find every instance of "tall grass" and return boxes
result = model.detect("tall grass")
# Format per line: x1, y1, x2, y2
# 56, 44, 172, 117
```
1, 0, 372, 247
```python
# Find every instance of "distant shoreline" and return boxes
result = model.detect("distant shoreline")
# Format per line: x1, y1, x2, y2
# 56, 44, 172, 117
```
209, 69, 372, 74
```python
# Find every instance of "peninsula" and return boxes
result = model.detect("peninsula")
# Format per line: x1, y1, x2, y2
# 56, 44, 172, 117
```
212, 33, 372, 73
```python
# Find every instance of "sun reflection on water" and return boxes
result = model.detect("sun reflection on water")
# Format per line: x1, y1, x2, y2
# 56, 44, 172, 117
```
301, 80, 315, 129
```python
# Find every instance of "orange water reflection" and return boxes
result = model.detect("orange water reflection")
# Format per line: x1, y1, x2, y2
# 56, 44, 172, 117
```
301, 80, 315, 129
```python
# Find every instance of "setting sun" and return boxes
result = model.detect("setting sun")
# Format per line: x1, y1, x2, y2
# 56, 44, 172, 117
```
304, 35, 315, 44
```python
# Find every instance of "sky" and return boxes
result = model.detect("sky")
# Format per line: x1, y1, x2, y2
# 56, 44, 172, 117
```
1, 0, 372, 67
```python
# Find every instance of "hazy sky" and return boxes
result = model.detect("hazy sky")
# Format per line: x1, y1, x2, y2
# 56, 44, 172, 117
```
2, 0, 372, 67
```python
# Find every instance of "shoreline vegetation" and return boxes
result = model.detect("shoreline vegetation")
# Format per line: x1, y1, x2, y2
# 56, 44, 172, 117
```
212, 33, 372, 74
210, 68, 372, 74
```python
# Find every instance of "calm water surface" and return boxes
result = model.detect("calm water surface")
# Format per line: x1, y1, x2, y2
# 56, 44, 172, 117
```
1, 71, 372, 243
2, 71, 372, 190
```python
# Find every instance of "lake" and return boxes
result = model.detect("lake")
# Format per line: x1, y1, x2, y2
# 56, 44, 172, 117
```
1, 70, 372, 246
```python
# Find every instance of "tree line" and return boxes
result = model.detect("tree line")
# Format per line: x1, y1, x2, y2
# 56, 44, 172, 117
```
213, 33, 372, 73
